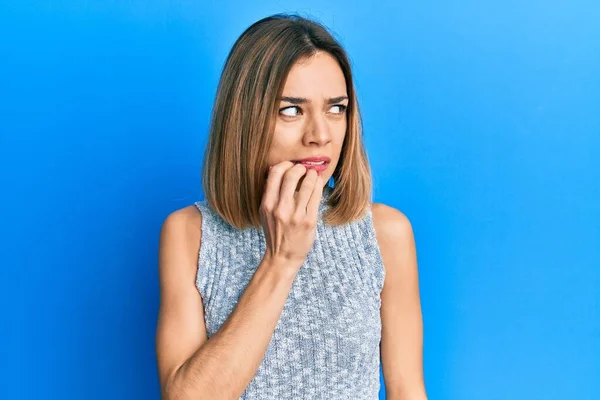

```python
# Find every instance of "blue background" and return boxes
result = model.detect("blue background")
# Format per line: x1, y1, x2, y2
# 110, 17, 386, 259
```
2, 1, 599, 399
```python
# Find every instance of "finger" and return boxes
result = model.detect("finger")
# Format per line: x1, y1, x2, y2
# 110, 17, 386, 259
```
262, 161, 295, 209
294, 168, 318, 214
306, 175, 325, 221
279, 163, 307, 208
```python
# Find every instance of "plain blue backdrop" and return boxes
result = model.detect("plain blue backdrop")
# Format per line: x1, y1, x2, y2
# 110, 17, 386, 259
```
2, 1, 599, 399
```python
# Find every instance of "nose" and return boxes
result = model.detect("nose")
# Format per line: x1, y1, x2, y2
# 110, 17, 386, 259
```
303, 113, 331, 146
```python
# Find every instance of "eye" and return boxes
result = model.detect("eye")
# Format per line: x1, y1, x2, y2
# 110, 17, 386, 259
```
279, 104, 347, 118
279, 106, 301, 118
329, 104, 347, 114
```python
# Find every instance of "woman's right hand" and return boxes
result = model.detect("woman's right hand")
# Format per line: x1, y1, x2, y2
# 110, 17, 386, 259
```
259, 161, 324, 271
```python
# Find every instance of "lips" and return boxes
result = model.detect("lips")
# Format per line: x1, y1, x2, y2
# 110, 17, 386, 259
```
293, 156, 330, 174
293, 156, 331, 164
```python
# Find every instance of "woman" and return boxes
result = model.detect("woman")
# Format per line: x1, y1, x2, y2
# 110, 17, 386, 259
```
155, 13, 427, 400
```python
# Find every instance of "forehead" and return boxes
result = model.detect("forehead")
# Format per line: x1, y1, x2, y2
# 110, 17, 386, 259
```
281, 51, 347, 97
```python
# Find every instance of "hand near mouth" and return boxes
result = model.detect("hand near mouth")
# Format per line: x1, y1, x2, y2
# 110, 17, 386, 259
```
260, 161, 324, 271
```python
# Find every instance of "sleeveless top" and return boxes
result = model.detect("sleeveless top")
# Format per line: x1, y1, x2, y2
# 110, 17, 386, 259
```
193, 185, 386, 399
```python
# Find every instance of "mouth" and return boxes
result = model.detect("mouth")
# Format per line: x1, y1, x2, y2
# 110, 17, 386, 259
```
293, 157, 331, 174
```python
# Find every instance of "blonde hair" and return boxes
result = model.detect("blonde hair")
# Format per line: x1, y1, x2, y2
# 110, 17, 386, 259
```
202, 13, 373, 229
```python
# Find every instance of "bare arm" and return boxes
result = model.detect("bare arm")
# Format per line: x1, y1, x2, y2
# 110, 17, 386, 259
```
372, 203, 428, 400
155, 206, 298, 400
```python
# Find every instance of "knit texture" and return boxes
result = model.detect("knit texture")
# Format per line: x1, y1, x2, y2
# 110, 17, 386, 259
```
193, 185, 386, 399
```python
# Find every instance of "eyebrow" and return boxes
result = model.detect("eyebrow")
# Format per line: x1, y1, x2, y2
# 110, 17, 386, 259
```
279, 95, 349, 105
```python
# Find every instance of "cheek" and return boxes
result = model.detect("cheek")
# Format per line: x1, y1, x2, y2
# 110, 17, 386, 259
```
333, 125, 347, 147
269, 128, 289, 151
267, 126, 295, 163
338, 126, 347, 141
273, 121, 301, 140
334, 118, 347, 137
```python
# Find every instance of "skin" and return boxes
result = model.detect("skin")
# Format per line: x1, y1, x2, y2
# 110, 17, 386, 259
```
268, 51, 347, 184
155, 50, 427, 399
268, 50, 428, 399
373, 203, 428, 400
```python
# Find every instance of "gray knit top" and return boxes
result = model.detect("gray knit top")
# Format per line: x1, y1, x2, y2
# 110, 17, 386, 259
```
193, 185, 386, 399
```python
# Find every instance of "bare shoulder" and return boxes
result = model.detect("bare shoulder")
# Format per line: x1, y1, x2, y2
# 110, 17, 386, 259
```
370, 202, 416, 274
158, 204, 204, 293
371, 202, 414, 243
161, 205, 202, 243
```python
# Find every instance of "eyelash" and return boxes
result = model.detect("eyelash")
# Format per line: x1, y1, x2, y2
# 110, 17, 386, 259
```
279, 104, 347, 118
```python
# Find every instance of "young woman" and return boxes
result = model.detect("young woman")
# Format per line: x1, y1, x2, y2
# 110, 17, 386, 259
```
155, 13, 427, 400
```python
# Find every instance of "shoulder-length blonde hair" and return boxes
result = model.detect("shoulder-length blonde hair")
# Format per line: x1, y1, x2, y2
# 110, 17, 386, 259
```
202, 13, 373, 229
